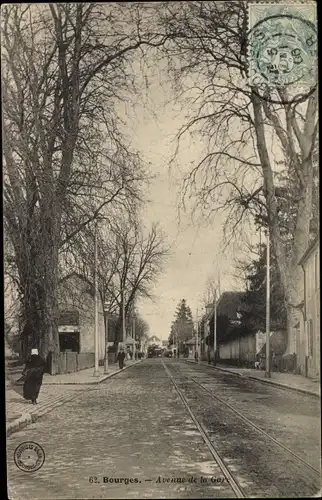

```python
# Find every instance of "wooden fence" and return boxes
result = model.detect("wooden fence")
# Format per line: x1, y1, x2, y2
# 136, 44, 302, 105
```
49, 352, 95, 374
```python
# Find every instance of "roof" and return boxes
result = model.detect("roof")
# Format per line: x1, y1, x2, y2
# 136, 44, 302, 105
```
216, 291, 246, 319
298, 236, 319, 266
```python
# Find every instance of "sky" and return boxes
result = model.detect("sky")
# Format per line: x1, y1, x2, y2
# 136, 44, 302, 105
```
118, 65, 247, 342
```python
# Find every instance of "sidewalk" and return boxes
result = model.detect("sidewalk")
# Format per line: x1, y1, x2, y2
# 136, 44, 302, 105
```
6, 359, 142, 436
186, 360, 320, 399
42, 358, 142, 384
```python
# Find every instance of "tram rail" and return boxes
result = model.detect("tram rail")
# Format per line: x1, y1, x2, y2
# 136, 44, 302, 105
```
190, 375, 320, 478
162, 358, 321, 498
162, 359, 246, 498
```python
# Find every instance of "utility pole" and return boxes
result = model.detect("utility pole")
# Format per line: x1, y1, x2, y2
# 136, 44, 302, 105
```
93, 222, 100, 376
104, 313, 109, 374
132, 316, 136, 360
103, 301, 110, 374
213, 292, 217, 366
176, 331, 178, 358
198, 320, 200, 363
122, 288, 126, 345
265, 229, 271, 378
195, 308, 200, 363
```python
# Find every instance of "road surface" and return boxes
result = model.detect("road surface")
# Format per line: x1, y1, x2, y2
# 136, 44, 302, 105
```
7, 359, 321, 499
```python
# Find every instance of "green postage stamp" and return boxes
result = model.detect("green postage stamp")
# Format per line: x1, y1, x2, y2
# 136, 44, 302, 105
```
248, 2, 317, 103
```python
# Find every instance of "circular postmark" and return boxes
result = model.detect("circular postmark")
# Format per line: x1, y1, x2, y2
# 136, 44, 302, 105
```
14, 441, 45, 472
249, 13, 317, 104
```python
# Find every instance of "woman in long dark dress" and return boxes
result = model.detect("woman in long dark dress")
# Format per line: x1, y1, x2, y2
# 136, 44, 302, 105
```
22, 348, 46, 404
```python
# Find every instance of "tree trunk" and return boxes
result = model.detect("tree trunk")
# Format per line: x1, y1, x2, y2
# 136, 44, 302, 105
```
19, 207, 61, 372
41, 212, 61, 372
285, 265, 303, 355
284, 158, 313, 354
112, 314, 122, 360
252, 93, 314, 357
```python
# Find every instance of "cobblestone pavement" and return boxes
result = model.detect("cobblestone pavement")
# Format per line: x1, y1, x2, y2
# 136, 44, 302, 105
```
184, 362, 321, 471
6, 384, 85, 428
7, 359, 321, 499
6, 360, 141, 435
167, 361, 321, 497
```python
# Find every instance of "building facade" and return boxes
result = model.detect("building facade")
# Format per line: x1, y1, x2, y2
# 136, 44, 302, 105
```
202, 292, 246, 362
58, 274, 106, 360
298, 238, 320, 380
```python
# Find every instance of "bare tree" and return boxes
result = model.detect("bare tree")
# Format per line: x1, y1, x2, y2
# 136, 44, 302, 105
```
133, 312, 150, 352
2, 4, 167, 365
103, 219, 169, 348
60, 215, 169, 349
158, 1, 318, 352
202, 273, 222, 308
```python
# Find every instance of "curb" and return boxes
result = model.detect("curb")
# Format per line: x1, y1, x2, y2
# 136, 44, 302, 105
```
7, 360, 143, 437
85, 358, 143, 385
42, 358, 143, 385
185, 360, 320, 399
6, 413, 33, 437
247, 374, 320, 399
6, 392, 79, 437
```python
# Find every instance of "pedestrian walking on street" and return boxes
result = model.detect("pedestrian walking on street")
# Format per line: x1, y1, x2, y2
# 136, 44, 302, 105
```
117, 349, 126, 369
20, 348, 46, 405
129, 350, 133, 360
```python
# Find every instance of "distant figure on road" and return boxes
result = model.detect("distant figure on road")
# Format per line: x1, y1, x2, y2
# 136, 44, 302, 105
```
207, 349, 211, 364
117, 349, 126, 369
129, 350, 133, 360
21, 348, 46, 405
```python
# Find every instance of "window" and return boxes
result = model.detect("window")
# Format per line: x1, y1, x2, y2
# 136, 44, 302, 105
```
59, 332, 80, 353
307, 319, 314, 357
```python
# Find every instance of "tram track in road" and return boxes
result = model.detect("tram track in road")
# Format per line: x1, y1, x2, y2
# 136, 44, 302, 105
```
190, 375, 321, 478
161, 359, 246, 498
162, 359, 321, 498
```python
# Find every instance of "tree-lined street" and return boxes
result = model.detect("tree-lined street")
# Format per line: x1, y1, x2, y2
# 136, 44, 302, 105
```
4, 3, 319, 499
7, 359, 320, 499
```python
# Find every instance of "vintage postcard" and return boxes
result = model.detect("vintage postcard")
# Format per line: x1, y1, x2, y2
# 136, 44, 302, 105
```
4, 2, 320, 499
